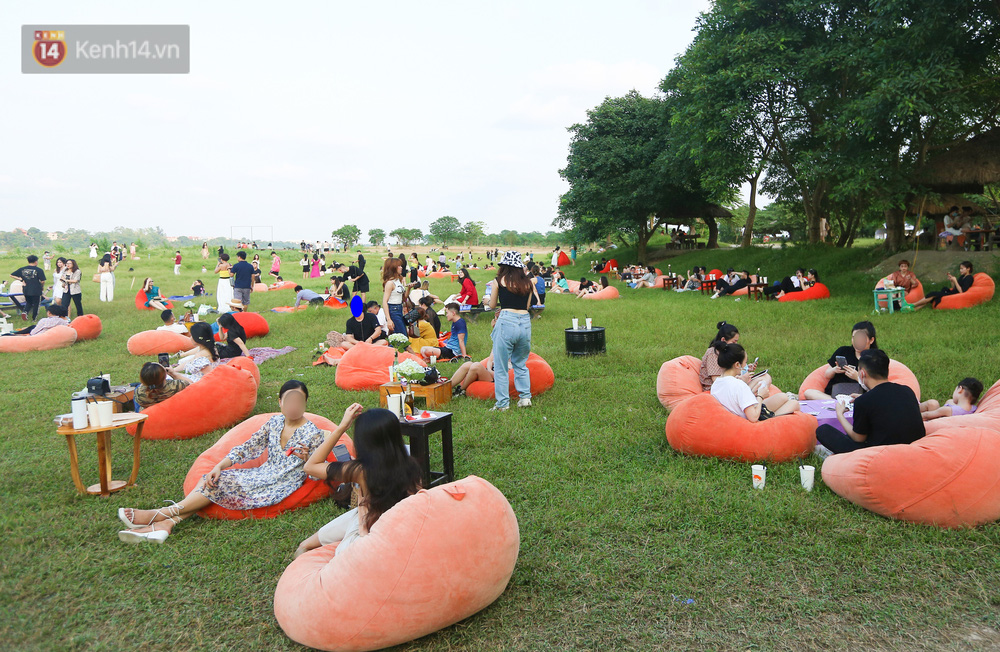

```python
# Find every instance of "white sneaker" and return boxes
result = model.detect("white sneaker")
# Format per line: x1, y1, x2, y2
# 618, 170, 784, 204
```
489, 405, 508, 412
517, 398, 532, 408
813, 444, 834, 460
710, 293, 719, 299
734, 297, 741, 302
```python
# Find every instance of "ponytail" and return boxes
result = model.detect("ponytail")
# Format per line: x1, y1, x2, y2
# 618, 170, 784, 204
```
710, 321, 740, 347
716, 343, 746, 370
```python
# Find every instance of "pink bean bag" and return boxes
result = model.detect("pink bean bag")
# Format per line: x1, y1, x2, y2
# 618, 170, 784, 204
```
934, 273, 995, 310
798, 360, 920, 401
666, 393, 816, 463
565, 280, 581, 293
778, 282, 830, 302
0, 325, 77, 353
273, 475, 519, 652
182, 412, 355, 520
269, 281, 298, 291
924, 378, 1000, 436
127, 330, 192, 356
134, 290, 173, 311
252, 282, 269, 292
464, 352, 555, 400
214, 311, 270, 342
335, 343, 425, 391
821, 426, 1000, 528
69, 314, 102, 341
875, 277, 923, 307
580, 286, 620, 300
730, 275, 760, 297
126, 362, 258, 440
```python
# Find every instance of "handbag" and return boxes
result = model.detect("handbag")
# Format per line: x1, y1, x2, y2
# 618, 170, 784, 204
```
92, 273, 101, 283
87, 376, 111, 396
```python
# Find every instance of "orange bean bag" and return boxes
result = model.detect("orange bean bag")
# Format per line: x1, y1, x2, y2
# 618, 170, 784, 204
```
565, 280, 581, 293
252, 282, 269, 292
875, 277, 923, 307
69, 314, 102, 341
273, 475, 519, 652
312, 347, 347, 367
323, 296, 347, 309
335, 343, 425, 391
225, 356, 261, 387
557, 250, 572, 266
181, 412, 355, 520
464, 352, 555, 400
665, 392, 816, 463
126, 362, 258, 440
428, 271, 450, 278
821, 426, 1000, 528
214, 311, 270, 342
269, 281, 298, 291
417, 269, 426, 278
924, 378, 1000, 436
126, 330, 192, 356
934, 273, 995, 310
778, 282, 831, 302
580, 286, 620, 300
597, 258, 618, 274
798, 360, 920, 401
0, 325, 77, 353
730, 275, 759, 297
134, 290, 173, 311
656, 354, 784, 410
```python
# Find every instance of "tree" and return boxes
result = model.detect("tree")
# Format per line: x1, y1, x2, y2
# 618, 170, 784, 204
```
462, 221, 486, 246
331, 225, 361, 250
428, 216, 462, 244
389, 228, 422, 246
367, 228, 385, 247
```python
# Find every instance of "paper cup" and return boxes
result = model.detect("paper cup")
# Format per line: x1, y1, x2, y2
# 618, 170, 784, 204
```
572, 318, 579, 330
386, 394, 403, 417
762, 276, 768, 284
751, 464, 766, 489
800, 465, 815, 491
97, 401, 114, 427
585, 318, 592, 329
86, 403, 100, 429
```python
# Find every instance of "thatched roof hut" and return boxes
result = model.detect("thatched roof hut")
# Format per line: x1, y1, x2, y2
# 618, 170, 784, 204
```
912, 130, 1000, 194
906, 193, 985, 217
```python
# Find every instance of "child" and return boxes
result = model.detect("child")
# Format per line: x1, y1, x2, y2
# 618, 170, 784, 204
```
420, 302, 468, 360
920, 377, 983, 420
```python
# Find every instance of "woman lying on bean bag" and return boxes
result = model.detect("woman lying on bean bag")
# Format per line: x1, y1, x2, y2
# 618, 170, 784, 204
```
138, 277, 170, 311
777, 269, 829, 302
0, 303, 69, 338
117, 380, 342, 544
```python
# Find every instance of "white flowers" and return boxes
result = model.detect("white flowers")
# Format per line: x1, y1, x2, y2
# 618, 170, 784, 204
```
395, 359, 427, 381
388, 333, 410, 352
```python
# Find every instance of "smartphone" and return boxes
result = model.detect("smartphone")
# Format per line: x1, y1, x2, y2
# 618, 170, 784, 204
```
157, 352, 170, 367
752, 368, 769, 379
332, 444, 352, 462
836, 355, 847, 368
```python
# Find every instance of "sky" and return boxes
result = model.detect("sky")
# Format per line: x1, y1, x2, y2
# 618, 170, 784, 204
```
2, 1, 717, 243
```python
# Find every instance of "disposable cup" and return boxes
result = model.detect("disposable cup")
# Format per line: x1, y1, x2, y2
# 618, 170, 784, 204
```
752, 464, 766, 489
800, 465, 815, 491
97, 401, 114, 427
87, 403, 100, 429
572, 318, 579, 330
585, 318, 592, 329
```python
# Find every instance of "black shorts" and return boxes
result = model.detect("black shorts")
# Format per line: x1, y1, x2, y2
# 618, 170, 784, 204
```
353, 276, 370, 293
438, 347, 457, 360
302, 265, 310, 273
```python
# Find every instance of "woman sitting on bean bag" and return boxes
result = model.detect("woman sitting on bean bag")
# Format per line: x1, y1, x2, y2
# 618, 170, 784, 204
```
215, 312, 251, 359
712, 342, 800, 420
674, 266, 706, 292
803, 321, 877, 400
450, 356, 495, 397
406, 305, 439, 354
140, 277, 169, 311
117, 380, 333, 544
135, 361, 189, 409
911, 260, 974, 310
174, 322, 221, 382
698, 321, 773, 393
293, 407, 422, 558
575, 276, 608, 298
548, 270, 571, 294
762, 268, 807, 300
1, 303, 68, 336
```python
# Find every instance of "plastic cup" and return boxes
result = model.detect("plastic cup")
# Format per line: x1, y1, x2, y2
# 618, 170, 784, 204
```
86, 403, 100, 429
97, 401, 114, 427
585, 318, 592, 329
762, 276, 768, 284
572, 318, 579, 330
752, 464, 766, 489
386, 394, 403, 417
800, 465, 815, 491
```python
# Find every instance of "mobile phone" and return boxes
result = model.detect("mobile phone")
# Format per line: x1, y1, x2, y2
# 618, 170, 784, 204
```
752, 368, 769, 379
836, 355, 847, 368
157, 352, 170, 367
332, 444, 352, 462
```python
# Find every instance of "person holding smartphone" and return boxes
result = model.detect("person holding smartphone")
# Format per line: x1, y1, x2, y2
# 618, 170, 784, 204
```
803, 321, 878, 400
135, 361, 190, 409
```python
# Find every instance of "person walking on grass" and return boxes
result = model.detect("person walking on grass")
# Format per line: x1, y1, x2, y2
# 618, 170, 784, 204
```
485, 251, 539, 410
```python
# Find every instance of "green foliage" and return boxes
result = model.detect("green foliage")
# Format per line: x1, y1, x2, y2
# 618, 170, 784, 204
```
331, 224, 361, 249
428, 216, 463, 244
389, 227, 423, 246
367, 228, 386, 247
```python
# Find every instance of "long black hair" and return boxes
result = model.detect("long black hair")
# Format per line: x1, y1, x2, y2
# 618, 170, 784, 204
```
710, 321, 739, 347
326, 408, 421, 532
852, 321, 878, 350
218, 313, 247, 344
716, 343, 746, 369
189, 322, 219, 361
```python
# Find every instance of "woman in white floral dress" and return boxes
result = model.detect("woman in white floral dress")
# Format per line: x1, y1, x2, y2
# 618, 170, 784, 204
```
172, 323, 220, 382
116, 380, 345, 544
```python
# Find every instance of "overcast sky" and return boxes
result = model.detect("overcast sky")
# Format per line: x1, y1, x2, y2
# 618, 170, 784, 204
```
3, 1, 717, 242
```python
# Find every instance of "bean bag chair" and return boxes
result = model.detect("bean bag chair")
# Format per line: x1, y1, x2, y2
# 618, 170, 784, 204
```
134, 290, 173, 311
875, 277, 923, 307
181, 412, 355, 520
214, 311, 270, 342
225, 355, 260, 387
69, 314, 102, 341
0, 325, 77, 353
597, 258, 618, 274
417, 269, 426, 278
821, 426, 1000, 528
730, 275, 760, 297
323, 296, 347, 309
273, 475, 519, 652
580, 286, 620, 300
779, 282, 831, 302
126, 330, 192, 356
252, 282, 269, 292
708, 269, 723, 279
464, 352, 555, 400
934, 273, 995, 310
924, 378, 1000, 436
126, 362, 258, 440
313, 347, 347, 366
665, 392, 816, 463
565, 280, 581, 293
798, 360, 920, 401
335, 343, 425, 391
655, 268, 662, 276
428, 271, 450, 278
268, 281, 298, 291
271, 305, 308, 313
655, 354, 785, 410
557, 250, 572, 266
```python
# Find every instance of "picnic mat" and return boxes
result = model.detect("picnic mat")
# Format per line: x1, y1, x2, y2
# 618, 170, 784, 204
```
222, 346, 296, 365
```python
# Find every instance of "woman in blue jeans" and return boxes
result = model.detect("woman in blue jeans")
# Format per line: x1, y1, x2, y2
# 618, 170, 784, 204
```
381, 258, 408, 335
486, 251, 540, 410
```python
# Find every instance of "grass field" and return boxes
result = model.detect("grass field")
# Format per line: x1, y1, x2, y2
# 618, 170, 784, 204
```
3, 243, 1000, 651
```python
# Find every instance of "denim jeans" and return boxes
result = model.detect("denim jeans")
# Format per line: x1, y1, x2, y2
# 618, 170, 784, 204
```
491, 311, 532, 408
387, 303, 407, 335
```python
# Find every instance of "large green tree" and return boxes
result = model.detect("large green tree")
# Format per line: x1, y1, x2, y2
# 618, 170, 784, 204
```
427, 216, 462, 244
367, 228, 385, 246
331, 225, 361, 249
389, 227, 422, 246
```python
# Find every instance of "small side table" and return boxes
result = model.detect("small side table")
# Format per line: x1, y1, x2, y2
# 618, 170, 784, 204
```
55, 413, 147, 496
661, 276, 679, 290
399, 412, 454, 489
873, 287, 907, 313
565, 327, 606, 355
700, 275, 718, 295
379, 380, 452, 409
747, 283, 767, 301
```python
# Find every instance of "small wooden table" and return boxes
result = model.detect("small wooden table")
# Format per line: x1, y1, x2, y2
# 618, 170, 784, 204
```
661, 276, 679, 290
55, 413, 147, 496
701, 275, 719, 295
747, 283, 767, 301
379, 380, 452, 409
399, 411, 454, 489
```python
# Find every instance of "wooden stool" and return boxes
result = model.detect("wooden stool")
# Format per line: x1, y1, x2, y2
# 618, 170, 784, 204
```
55, 413, 147, 496
379, 380, 453, 409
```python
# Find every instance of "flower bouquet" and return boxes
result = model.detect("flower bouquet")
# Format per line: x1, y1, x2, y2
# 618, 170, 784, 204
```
395, 358, 427, 383
183, 300, 196, 309
388, 333, 409, 353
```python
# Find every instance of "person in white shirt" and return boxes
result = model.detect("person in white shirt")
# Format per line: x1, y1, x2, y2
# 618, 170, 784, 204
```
710, 342, 800, 420
156, 309, 191, 335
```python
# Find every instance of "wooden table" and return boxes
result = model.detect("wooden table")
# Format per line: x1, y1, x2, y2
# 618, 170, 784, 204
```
700, 275, 719, 295
55, 413, 147, 496
747, 282, 767, 301
661, 276, 679, 290
379, 380, 452, 409
398, 411, 454, 489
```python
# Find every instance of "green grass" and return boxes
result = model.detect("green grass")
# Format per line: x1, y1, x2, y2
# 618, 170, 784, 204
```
3, 245, 1000, 651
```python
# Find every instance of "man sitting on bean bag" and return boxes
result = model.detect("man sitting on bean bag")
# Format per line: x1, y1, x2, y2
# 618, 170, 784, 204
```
816, 349, 925, 455
1, 303, 68, 336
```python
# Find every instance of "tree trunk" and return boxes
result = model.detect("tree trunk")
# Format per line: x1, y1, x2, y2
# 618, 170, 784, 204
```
741, 174, 761, 248
884, 207, 906, 251
705, 218, 719, 249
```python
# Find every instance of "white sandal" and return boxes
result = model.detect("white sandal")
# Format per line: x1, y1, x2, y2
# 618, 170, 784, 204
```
117, 501, 182, 530
117, 513, 180, 544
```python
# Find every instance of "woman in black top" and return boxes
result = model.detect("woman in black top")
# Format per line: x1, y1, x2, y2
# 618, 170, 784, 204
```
911, 261, 975, 309
803, 321, 877, 400
409, 253, 420, 283
485, 251, 540, 410
215, 313, 250, 359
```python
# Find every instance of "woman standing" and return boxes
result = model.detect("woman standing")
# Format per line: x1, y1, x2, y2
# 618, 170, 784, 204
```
409, 253, 420, 283
202, 242, 210, 260
310, 253, 321, 278
486, 251, 539, 410
299, 253, 309, 279
98, 253, 117, 302
214, 253, 234, 313
89, 243, 99, 259
60, 259, 84, 317
269, 251, 281, 279
129, 242, 137, 258
381, 257, 407, 334
51, 257, 67, 306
